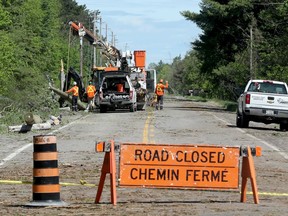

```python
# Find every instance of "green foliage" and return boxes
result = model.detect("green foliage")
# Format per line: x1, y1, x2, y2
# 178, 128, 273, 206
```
0, 0, 93, 129
0, 3, 15, 95
170, 0, 288, 101
151, 0, 288, 102
1, 0, 287, 127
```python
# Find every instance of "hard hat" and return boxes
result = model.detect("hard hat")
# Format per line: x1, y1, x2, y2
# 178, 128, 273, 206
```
160, 79, 163, 83
89, 81, 92, 85
73, 81, 77, 85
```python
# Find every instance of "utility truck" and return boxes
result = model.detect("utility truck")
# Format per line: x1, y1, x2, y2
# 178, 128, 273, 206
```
52, 21, 156, 112
96, 71, 137, 113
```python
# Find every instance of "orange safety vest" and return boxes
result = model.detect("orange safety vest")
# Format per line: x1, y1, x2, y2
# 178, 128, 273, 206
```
155, 82, 168, 96
66, 86, 79, 97
86, 85, 96, 98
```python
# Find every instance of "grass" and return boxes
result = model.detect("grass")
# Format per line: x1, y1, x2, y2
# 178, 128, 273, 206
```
0, 97, 61, 134
214, 99, 238, 112
185, 95, 237, 112
185, 95, 208, 102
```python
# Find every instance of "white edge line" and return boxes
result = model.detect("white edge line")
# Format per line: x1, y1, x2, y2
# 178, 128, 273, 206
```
212, 114, 288, 160
0, 142, 33, 166
0, 115, 90, 167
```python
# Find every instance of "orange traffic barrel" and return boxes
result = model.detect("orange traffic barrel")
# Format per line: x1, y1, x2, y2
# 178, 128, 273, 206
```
27, 135, 67, 206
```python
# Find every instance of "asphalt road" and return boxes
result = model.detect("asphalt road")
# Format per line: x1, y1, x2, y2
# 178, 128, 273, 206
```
0, 96, 287, 215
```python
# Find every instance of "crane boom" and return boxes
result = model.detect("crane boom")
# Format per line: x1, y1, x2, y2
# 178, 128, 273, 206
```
69, 21, 121, 66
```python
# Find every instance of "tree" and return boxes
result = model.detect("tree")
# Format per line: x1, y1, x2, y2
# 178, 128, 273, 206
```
180, 0, 288, 100
0, 0, 93, 109
0, 2, 16, 95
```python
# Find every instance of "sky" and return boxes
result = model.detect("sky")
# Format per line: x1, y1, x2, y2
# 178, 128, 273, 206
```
75, 0, 202, 66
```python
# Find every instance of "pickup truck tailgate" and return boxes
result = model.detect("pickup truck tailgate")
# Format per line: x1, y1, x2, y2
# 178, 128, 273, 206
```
248, 93, 288, 110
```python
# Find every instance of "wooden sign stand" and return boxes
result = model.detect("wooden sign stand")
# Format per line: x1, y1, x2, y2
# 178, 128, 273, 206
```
240, 146, 259, 204
95, 140, 117, 205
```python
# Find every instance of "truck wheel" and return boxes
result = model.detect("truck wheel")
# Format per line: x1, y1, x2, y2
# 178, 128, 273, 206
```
137, 103, 145, 110
236, 111, 249, 128
280, 123, 288, 132
100, 105, 107, 113
130, 103, 137, 112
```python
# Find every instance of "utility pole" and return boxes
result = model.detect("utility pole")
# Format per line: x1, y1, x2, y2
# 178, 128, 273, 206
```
250, 25, 253, 79
78, 24, 85, 77
60, 59, 65, 91
99, 17, 102, 66
105, 23, 108, 43
93, 11, 100, 69
111, 31, 114, 46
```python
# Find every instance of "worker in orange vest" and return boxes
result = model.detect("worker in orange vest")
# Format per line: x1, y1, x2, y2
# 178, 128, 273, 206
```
155, 79, 169, 110
66, 81, 79, 111
86, 81, 96, 111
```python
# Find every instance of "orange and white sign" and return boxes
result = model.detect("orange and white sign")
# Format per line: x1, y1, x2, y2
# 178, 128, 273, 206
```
119, 144, 240, 189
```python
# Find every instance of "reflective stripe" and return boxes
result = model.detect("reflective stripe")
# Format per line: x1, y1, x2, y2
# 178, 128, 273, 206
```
156, 84, 164, 96
87, 86, 94, 93
87, 85, 96, 98
73, 86, 79, 96
33, 168, 59, 177
157, 85, 163, 92
33, 184, 60, 193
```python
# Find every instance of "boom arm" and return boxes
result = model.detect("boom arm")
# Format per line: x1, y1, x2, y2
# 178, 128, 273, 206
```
69, 21, 122, 66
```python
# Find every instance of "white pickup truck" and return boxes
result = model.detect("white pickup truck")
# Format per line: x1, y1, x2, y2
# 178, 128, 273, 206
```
236, 79, 288, 131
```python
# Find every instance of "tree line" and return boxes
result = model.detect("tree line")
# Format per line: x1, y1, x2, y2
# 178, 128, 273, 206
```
154, 0, 288, 100
0, 0, 287, 117
0, 0, 94, 113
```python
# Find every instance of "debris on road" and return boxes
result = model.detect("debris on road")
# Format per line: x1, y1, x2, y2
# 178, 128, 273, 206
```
24, 113, 42, 125
8, 122, 52, 133
8, 114, 62, 133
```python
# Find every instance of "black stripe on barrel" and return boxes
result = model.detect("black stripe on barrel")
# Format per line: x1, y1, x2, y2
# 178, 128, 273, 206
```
33, 176, 59, 185
34, 144, 57, 152
34, 160, 58, 168
33, 192, 60, 201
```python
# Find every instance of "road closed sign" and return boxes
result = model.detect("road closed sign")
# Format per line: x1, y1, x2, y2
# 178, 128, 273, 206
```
119, 143, 240, 189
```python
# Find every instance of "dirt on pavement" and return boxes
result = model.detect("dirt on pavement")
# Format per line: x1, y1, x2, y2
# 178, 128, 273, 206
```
0, 98, 287, 215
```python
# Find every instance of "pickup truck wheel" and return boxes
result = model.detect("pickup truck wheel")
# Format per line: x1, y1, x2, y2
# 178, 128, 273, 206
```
137, 104, 144, 110
280, 123, 288, 132
130, 103, 137, 112
99, 105, 107, 113
236, 111, 249, 128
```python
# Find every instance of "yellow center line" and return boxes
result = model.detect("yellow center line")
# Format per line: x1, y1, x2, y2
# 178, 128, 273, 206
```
149, 124, 155, 144
143, 108, 155, 143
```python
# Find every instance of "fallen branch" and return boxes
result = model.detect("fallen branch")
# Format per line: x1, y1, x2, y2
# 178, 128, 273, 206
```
8, 122, 52, 133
